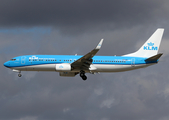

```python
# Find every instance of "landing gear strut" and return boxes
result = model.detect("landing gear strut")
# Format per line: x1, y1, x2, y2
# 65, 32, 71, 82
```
80, 70, 87, 80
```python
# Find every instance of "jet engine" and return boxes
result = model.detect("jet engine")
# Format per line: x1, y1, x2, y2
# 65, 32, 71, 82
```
55, 64, 71, 71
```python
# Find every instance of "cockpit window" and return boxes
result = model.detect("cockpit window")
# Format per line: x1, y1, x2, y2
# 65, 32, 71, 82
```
10, 59, 16, 61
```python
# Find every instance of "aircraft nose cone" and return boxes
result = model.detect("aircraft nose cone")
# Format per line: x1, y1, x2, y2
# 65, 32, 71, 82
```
4, 61, 10, 67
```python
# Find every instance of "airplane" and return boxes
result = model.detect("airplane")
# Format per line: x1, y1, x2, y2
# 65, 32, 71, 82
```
4, 28, 164, 80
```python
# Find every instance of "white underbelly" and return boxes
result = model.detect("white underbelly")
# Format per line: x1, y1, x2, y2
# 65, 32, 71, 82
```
11, 64, 56, 71
10, 63, 155, 73
93, 64, 152, 72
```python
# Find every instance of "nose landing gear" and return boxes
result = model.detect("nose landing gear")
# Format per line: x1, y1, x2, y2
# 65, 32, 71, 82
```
80, 70, 87, 80
18, 73, 22, 77
12, 70, 22, 77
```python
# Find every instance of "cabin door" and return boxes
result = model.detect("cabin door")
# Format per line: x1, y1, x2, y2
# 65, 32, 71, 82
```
21, 56, 26, 64
131, 58, 135, 66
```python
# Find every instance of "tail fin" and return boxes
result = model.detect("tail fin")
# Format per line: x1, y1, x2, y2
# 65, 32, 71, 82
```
124, 28, 164, 58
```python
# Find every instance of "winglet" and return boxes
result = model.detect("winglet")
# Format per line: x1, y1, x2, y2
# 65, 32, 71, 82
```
95, 39, 104, 49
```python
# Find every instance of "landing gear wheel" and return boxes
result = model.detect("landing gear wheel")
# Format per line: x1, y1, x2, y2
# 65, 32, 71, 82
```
82, 76, 87, 81
80, 70, 87, 80
18, 73, 22, 77
80, 73, 85, 77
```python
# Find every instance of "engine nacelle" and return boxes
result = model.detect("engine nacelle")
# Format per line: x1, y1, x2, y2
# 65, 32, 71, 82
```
59, 72, 76, 77
55, 64, 71, 71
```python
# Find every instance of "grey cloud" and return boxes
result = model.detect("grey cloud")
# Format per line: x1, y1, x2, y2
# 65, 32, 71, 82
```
0, 0, 167, 33
1, 1, 169, 120
1, 47, 169, 120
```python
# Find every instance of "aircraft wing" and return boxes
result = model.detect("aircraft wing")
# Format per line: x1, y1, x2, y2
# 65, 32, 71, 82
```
71, 39, 104, 70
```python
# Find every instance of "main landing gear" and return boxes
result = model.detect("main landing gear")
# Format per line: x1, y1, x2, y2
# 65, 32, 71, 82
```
80, 70, 87, 81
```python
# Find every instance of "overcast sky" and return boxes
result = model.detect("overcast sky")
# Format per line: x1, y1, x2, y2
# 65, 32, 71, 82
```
1, 0, 169, 120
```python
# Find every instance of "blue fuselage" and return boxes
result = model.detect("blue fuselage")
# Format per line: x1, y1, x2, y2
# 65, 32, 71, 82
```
4, 55, 156, 73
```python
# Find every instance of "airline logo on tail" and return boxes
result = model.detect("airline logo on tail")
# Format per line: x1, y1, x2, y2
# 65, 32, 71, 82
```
144, 42, 158, 50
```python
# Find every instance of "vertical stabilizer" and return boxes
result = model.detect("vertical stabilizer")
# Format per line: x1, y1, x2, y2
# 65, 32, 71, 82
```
124, 28, 164, 57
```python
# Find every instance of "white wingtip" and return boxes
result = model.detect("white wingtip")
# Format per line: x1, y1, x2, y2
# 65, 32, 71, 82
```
96, 39, 104, 49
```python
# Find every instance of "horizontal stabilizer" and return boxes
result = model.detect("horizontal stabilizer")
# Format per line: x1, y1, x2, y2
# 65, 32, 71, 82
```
145, 53, 163, 61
